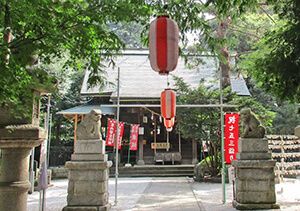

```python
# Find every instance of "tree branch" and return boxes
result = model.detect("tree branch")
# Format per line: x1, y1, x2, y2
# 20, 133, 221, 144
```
259, 5, 276, 24
228, 26, 260, 39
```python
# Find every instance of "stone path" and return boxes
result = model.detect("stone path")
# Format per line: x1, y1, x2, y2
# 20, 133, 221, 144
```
131, 178, 202, 211
27, 177, 300, 211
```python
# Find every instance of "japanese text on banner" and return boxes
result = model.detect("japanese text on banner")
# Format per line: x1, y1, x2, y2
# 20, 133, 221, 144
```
129, 124, 139, 151
106, 118, 116, 147
117, 122, 124, 150
224, 113, 239, 164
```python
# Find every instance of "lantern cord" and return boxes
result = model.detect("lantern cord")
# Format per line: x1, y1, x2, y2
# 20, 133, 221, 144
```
167, 75, 170, 88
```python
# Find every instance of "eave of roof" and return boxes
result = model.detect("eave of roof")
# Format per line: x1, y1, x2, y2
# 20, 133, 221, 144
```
57, 104, 116, 115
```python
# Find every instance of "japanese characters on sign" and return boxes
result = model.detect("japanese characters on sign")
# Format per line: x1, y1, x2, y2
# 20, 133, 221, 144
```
129, 124, 140, 151
106, 118, 116, 147
105, 119, 124, 149
224, 113, 239, 164
151, 142, 170, 149
117, 122, 124, 150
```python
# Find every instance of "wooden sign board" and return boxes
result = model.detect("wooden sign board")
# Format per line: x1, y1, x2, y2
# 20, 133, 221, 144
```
151, 142, 170, 149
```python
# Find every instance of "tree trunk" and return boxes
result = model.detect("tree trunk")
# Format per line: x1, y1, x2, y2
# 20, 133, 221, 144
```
217, 17, 231, 88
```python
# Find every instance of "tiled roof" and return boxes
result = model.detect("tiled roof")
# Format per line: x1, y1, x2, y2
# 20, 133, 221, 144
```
56, 104, 116, 115
81, 49, 250, 100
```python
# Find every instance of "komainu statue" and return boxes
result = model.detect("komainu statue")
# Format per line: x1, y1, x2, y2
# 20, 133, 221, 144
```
240, 108, 265, 138
76, 109, 101, 140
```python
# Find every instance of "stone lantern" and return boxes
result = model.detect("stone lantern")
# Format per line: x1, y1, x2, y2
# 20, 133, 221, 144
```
0, 90, 46, 211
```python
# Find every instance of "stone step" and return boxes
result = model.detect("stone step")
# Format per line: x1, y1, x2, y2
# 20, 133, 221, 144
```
113, 173, 194, 177
51, 165, 195, 179
109, 165, 194, 177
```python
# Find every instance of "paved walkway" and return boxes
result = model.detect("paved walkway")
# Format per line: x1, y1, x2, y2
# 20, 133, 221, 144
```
27, 177, 300, 211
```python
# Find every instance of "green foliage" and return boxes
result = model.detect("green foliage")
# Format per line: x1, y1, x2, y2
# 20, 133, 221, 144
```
50, 71, 86, 146
174, 76, 275, 175
238, 0, 300, 102
174, 77, 222, 176
272, 103, 300, 135
174, 76, 221, 142
230, 96, 276, 132
0, 0, 152, 116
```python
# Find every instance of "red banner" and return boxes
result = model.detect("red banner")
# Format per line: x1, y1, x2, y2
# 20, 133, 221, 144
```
106, 118, 116, 147
117, 122, 124, 150
105, 119, 124, 150
129, 124, 139, 151
224, 113, 239, 164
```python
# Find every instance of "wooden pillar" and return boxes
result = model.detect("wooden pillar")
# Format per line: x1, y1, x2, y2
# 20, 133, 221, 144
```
192, 139, 199, 164
178, 129, 181, 153
137, 136, 145, 165
154, 117, 157, 154
166, 131, 170, 152
137, 112, 145, 165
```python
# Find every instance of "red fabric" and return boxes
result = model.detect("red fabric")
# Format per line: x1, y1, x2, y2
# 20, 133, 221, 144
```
164, 117, 175, 129
117, 122, 124, 150
224, 113, 239, 164
161, 89, 176, 119
105, 119, 124, 150
106, 118, 116, 147
156, 16, 168, 73
129, 124, 139, 151
149, 15, 179, 74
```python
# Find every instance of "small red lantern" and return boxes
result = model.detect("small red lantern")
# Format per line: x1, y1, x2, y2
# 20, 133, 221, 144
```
164, 117, 175, 131
149, 15, 179, 75
161, 88, 176, 120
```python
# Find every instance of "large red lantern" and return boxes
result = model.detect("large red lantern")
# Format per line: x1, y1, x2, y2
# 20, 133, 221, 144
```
161, 88, 176, 120
164, 117, 175, 132
149, 15, 179, 75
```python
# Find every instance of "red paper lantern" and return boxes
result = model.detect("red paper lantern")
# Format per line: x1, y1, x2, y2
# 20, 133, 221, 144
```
161, 88, 176, 120
149, 15, 179, 75
164, 117, 175, 128
164, 117, 175, 132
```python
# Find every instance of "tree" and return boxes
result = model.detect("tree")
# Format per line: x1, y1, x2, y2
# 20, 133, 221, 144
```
174, 76, 275, 176
238, 0, 300, 102
272, 103, 300, 135
0, 0, 152, 117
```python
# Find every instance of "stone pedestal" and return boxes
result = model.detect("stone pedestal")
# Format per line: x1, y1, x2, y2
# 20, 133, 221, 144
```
63, 140, 112, 211
0, 125, 45, 211
295, 125, 300, 137
232, 138, 279, 210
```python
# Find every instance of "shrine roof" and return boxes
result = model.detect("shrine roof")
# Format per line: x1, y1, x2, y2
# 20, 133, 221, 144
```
56, 104, 116, 116
80, 49, 250, 101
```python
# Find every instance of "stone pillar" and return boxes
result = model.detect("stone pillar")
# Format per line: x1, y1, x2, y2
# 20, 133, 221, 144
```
137, 136, 145, 165
0, 125, 45, 211
295, 125, 300, 137
63, 110, 112, 211
232, 138, 279, 210
192, 139, 198, 164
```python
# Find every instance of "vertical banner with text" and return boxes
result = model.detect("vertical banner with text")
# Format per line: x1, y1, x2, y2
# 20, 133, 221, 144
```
106, 118, 116, 147
129, 124, 140, 151
117, 122, 124, 150
224, 113, 239, 164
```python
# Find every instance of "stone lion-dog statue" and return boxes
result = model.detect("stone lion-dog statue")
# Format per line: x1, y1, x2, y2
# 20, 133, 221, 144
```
240, 108, 265, 138
76, 109, 102, 140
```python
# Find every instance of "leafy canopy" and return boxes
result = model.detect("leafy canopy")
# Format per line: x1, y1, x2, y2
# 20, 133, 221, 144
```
239, 0, 300, 102
0, 0, 151, 115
